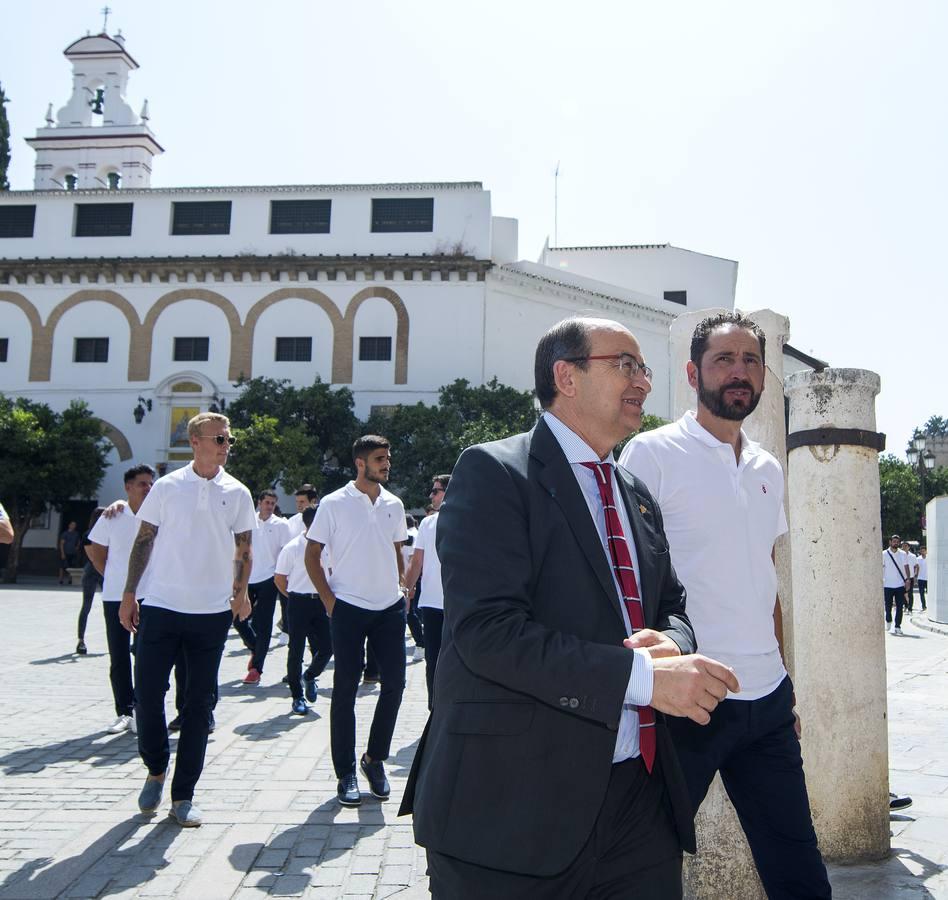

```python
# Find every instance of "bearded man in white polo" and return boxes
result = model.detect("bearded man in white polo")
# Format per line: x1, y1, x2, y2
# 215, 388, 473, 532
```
120, 412, 256, 827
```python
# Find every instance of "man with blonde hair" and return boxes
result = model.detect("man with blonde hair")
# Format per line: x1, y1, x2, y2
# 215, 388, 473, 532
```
120, 412, 257, 827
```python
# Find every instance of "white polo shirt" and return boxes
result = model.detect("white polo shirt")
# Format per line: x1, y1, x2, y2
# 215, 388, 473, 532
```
249, 512, 291, 582
620, 411, 788, 701
883, 548, 908, 589
136, 463, 257, 614
904, 551, 918, 579
308, 481, 407, 611
414, 513, 444, 611
88, 504, 142, 603
286, 511, 309, 539
275, 533, 318, 595
918, 555, 928, 580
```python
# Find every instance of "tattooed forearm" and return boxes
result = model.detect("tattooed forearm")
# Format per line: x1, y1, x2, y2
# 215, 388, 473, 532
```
123, 522, 158, 594
233, 530, 252, 593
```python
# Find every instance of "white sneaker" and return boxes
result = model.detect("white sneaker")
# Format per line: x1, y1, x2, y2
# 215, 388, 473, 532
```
107, 715, 132, 734
886, 621, 893, 632
413, 646, 425, 661
894, 627, 903, 636
130, 711, 138, 734
276, 632, 289, 647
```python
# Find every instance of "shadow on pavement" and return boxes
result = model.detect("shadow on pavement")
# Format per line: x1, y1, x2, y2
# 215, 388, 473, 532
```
0, 731, 139, 775
0, 816, 181, 900
232, 713, 317, 742
387, 738, 420, 778
29, 652, 107, 665
229, 798, 386, 894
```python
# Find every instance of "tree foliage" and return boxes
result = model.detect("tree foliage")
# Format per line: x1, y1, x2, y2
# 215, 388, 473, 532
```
226, 414, 318, 499
879, 454, 948, 541
0, 395, 110, 581
0, 82, 10, 191
921, 415, 948, 437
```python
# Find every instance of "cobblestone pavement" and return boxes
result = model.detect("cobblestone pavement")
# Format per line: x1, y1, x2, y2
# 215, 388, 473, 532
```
0, 584, 946, 898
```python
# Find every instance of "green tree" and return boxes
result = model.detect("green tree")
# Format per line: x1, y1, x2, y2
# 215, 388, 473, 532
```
0, 83, 10, 191
0, 396, 110, 582
879, 454, 923, 540
226, 414, 318, 498
921, 415, 948, 437
226, 376, 360, 494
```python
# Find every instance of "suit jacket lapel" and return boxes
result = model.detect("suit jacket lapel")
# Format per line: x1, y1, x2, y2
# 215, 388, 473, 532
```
615, 467, 658, 626
531, 421, 627, 631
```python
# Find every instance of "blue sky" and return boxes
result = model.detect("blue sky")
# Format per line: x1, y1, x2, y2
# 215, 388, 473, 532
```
2, 1, 945, 460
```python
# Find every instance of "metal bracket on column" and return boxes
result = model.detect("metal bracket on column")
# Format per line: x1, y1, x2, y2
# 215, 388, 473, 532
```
786, 428, 886, 452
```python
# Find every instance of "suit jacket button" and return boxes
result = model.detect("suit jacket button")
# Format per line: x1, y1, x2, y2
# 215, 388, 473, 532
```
559, 696, 569, 707
569, 698, 580, 709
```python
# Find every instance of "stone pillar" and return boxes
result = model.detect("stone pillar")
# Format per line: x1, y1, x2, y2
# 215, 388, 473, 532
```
927, 497, 948, 624
784, 368, 889, 860
668, 308, 790, 900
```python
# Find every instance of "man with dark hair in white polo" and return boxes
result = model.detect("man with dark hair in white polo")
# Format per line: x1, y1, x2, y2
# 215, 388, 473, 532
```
304, 434, 408, 807
120, 412, 256, 827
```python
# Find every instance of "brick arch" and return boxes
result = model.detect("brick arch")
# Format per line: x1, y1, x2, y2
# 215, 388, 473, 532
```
139, 289, 243, 381
341, 286, 409, 385
242, 288, 346, 382
96, 419, 133, 462
31, 290, 143, 382
0, 292, 44, 381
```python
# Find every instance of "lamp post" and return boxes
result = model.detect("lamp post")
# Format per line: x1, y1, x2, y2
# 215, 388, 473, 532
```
906, 434, 936, 538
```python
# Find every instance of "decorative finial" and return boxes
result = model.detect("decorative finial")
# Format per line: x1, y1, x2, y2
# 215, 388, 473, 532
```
140, 99, 149, 123
45, 103, 53, 126
101, 5, 111, 33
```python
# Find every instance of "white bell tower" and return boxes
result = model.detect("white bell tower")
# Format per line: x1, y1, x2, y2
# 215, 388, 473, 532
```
26, 24, 163, 191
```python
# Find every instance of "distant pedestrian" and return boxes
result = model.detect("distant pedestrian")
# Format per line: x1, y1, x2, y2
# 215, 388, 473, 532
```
917, 547, 928, 611
120, 412, 255, 828
286, 485, 318, 539
403, 474, 450, 709
883, 534, 910, 635
86, 465, 156, 733
75, 508, 105, 655
274, 506, 333, 716
305, 434, 408, 808
901, 542, 918, 613
402, 515, 425, 662
58, 520, 81, 583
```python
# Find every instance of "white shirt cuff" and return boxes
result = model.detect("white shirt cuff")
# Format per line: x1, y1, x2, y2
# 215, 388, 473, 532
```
626, 647, 654, 706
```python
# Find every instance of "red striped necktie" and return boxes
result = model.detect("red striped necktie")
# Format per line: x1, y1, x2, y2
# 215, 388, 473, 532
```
581, 461, 656, 773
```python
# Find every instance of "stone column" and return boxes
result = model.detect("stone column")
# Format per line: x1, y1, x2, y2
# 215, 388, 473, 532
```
785, 368, 889, 860
926, 497, 948, 624
668, 308, 790, 900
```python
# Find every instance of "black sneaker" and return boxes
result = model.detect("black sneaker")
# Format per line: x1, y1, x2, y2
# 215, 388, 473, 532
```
207, 714, 215, 734
889, 792, 913, 811
337, 772, 361, 807
167, 715, 182, 732
291, 697, 309, 716
360, 754, 390, 800
76, 640, 87, 655
304, 678, 318, 703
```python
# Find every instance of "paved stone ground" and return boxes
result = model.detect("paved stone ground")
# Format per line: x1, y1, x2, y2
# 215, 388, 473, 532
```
0, 583, 945, 898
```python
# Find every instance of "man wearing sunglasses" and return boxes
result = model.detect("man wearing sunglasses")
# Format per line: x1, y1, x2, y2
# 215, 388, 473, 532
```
120, 412, 257, 827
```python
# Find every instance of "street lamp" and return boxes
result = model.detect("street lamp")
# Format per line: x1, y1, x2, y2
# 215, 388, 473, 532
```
906, 434, 936, 536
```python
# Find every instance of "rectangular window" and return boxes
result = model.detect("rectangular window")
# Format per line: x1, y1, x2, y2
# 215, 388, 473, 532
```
275, 337, 313, 362
171, 201, 232, 235
270, 200, 331, 234
74, 203, 133, 237
173, 337, 210, 362
371, 198, 434, 233
663, 290, 687, 305
0, 205, 37, 238
0, 338, 8, 362
74, 337, 109, 363
359, 336, 392, 361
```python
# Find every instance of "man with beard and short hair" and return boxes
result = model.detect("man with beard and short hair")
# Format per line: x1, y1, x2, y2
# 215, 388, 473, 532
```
883, 534, 910, 634
620, 312, 831, 899
305, 435, 408, 807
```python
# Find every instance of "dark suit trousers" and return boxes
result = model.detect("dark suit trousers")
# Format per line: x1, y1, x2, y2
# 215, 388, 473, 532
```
427, 757, 681, 900
249, 577, 279, 672
103, 601, 134, 717
667, 676, 830, 900
286, 591, 333, 699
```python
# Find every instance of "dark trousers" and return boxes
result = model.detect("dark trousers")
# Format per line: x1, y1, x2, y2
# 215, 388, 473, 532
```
406, 586, 425, 648
103, 602, 135, 717
918, 579, 927, 610
329, 597, 406, 777
420, 607, 444, 710
905, 578, 915, 612
286, 591, 333, 700
667, 676, 830, 900
78, 565, 101, 639
249, 577, 279, 672
885, 586, 906, 627
173, 652, 219, 716
364, 642, 380, 680
232, 614, 256, 651
135, 605, 230, 802
427, 757, 681, 900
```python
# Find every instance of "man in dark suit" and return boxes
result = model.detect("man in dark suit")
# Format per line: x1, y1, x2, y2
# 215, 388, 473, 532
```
401, 317, 740, 899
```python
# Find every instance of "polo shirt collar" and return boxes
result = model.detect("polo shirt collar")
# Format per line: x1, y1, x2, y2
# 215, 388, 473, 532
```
542, 412, 614, 465
184, 461, 226, 485
680, 410, 754, 455
344, 480, 386, 505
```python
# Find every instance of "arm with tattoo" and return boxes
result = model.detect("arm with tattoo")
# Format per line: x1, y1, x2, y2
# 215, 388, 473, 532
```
231, 530, 253, 621
119, 521, 158, 633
